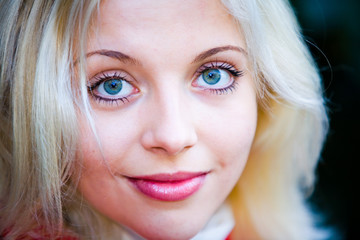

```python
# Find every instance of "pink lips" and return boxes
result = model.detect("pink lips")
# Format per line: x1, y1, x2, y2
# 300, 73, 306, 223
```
127, 172, 207, 201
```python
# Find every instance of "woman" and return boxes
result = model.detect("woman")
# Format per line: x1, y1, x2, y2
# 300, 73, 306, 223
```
0, 0, 329, 239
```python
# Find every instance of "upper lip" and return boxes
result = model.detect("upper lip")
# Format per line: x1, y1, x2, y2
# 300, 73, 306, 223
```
127, 171, 209, 182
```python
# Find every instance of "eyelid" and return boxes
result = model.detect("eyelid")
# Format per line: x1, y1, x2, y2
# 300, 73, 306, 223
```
192, 61, 244, 86
87, 70, 139, 106
88, 70, 136, 88
195, 61, 244, 76
191, 60, 243, 95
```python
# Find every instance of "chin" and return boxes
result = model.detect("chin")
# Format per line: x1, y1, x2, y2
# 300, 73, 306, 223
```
136, 228, 199, 240
127, 217, 206, 240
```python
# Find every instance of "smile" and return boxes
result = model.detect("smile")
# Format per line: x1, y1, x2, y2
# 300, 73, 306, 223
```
127, 171, 208, 201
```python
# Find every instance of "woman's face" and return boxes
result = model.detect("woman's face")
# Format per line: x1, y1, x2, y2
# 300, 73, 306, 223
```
78, 0, 257, 239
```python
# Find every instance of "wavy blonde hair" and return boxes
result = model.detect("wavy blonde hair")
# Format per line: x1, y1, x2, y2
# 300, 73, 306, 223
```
0, 0, 329, 239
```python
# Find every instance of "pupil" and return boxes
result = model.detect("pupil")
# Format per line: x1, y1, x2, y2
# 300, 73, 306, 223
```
203, 69, 221, 85
104, 79, 122, 95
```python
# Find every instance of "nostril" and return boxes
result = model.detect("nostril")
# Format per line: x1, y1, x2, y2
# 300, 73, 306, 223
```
139, 95, 198, 156
150, 139, 193, 156
140, 127, 197, 156
150, 146, 169, 155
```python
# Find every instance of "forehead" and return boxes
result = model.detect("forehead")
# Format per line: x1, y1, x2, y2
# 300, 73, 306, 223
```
99, 0, 228, 27
89, 0, 246, 53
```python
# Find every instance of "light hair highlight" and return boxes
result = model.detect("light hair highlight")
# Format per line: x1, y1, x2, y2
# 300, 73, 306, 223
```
0, 0, 99, 238
222, 0, 329, 239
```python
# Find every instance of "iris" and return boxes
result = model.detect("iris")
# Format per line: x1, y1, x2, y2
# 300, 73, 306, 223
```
104, 79, 122, 95
202, 69, 221, 85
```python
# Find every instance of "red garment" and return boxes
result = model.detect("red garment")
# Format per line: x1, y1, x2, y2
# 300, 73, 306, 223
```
1, 228, 78, 240
2, 233, 230, 240
224, 231, 232, 240
1, 234, 78, 240
3, 229, 231, 240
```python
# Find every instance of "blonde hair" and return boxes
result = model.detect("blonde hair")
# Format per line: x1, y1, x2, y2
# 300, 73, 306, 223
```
0, 0, 98, 238
0, 0, 329, 239
222, 0, 329, 239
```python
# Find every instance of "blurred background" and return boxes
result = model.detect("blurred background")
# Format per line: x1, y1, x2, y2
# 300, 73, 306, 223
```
290, 0, 359, 239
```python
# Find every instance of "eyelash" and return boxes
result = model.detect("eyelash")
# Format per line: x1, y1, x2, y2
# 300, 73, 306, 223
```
195, 61, 243, 94
87, 61, 244, 106
87, 72, 135, 106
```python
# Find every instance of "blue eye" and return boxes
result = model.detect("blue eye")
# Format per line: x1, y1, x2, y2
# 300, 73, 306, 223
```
103, 79, 123, 95
88, 72, 138, 105
194, 68, 233, 90
202, 69, 221, 85
96, 78, 134, 99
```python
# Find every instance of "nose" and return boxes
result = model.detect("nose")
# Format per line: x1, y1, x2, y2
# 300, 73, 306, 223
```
140, 85, 198, 156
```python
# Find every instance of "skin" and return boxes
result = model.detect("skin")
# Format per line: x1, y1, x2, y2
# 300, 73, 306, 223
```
77, 0, 257, 239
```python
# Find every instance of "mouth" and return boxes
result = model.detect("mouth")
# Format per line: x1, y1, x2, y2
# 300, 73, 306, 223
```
126, 171, 208, 201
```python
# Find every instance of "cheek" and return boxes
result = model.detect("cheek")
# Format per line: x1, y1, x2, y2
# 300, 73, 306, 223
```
201, 96, 258, 185
218, 115, 256, 180
78, 113, 138, 170
203, 103, 257, 163
77, 122, 101, 172
76, 119, 110, 195
76, 118, 134, 220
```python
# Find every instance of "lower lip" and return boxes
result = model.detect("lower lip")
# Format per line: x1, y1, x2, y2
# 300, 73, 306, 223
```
128, 175, 206, 201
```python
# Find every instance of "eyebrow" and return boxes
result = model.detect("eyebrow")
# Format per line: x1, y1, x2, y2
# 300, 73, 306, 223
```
85, 45, 246, 65
86, 50, 141, 65
192, 45, 247, 63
